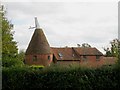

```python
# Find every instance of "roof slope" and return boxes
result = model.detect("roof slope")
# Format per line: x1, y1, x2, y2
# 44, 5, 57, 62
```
51, 47, 103, 60
74, 47, 103, 55
51, 47, 80, 60
25, 29, 51, 55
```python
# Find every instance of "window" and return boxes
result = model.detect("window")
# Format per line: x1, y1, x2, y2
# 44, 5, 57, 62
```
96, 56, 100, 61
72, 54, 75, 57
48, 55, 50, 60
83, 56, 87, 60
33, 56, 37, 61
58, 53, 63, 57
58, 53, 63, 58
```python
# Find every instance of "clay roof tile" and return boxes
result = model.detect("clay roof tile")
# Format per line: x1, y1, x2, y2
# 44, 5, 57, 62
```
25, 28, 51, 55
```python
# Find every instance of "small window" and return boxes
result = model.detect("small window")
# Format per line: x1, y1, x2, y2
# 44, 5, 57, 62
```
96, 56, 100, 61
48, 55, 50, 60
58, 53, 63, 57
72, 54, 75, 57
58, 53, 63, 58
33, 56, 37, 61
83, 56, 87, 60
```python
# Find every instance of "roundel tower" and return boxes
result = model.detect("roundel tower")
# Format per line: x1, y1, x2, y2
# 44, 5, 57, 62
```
25, 17, 53, 66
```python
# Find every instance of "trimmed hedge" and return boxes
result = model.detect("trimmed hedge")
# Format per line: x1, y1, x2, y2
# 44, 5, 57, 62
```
2, 65, 120, 89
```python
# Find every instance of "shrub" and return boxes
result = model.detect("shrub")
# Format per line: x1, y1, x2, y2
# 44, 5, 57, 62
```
2, 58, 24, 67
2, 65, 120, 89
30, 65, 44, 70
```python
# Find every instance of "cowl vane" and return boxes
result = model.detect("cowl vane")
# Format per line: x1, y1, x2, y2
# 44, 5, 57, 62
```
35, 17, 40, 29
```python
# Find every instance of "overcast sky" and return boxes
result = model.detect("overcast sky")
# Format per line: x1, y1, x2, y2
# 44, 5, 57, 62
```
3, 1, 118, 54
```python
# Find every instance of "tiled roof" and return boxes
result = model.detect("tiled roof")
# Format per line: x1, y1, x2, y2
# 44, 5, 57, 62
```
25, 29, 51, 55
51, 47, 80, 60
73, 47, 103, 55
51, 47, 103, 60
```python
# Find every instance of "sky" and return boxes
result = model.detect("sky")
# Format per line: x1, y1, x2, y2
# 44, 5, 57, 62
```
2, 1, 118, 54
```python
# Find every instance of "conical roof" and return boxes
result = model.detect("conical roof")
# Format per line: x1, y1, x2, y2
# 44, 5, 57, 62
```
25, 28, 51, 55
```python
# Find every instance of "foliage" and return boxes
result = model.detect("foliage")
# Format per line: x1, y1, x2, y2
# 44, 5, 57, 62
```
30, 65, 44, 70
82, 43, 91, 48
110, 39, 119, 58
118, 40, 120, 64
1, 5, 24, 67
77, 43, 91, 48
104, 39, 120, 64
2, 65, 120, 89
2, 16, 18, 59
104, 39, 119, 57
2, 58, 24, 67
18, 49, 25, 61
0, 5, 2, 68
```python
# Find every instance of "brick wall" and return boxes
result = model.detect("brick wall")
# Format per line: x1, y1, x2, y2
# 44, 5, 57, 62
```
25, 54, 53, 66
57, 60, 80, 66
55, 56, 105, 67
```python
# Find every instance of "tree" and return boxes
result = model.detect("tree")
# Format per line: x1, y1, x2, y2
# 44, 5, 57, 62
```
0, 5, 2, 64
82, 43, 91, 48
1, 5, 23, 67
104, 48, 112, 57
118, 40, 120, 62
18, 49, 25, 61
104, 39, 120, 59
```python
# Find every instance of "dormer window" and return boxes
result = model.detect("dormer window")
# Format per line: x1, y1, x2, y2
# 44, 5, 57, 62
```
72, 54, 75, 57
58, 53, 63, 58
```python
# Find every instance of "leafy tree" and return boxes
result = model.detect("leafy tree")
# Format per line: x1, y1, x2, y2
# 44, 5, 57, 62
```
104, 48, 112, 57
0, 5, 2, 63
18, 49, 25, 61
82, 43, 91, 48
1, 5, 23, 67
77, 43, 91, 48
104, 39, 120, 61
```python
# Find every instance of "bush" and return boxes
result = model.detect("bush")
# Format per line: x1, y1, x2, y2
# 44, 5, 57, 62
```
30, 65, 44, 70
2, 58, 24, 67
2, 65, 120, 89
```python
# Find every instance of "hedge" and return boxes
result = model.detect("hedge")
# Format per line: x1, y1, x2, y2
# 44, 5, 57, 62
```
2, 65, 120, 90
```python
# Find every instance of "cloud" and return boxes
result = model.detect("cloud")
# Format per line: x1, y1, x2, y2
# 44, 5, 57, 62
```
3, 2, 118, 53
5, 2, 64, 17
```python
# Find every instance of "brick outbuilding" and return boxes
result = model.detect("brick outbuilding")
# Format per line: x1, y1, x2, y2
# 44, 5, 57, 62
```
25, 18, 116, 67
25, 18, 52, 66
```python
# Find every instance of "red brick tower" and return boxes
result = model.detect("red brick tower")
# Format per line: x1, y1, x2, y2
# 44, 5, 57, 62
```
25, 17, 53, 66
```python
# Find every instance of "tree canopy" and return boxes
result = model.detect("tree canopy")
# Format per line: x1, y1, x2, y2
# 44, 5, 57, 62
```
1, 5, 24, 67
104, 39, 119, 57
2, 6, 18, 59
